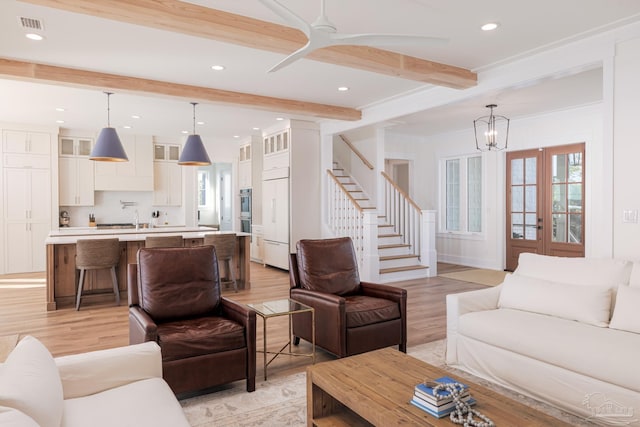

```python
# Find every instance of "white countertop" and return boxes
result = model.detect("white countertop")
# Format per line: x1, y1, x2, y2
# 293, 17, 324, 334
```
46, 226, 250, 244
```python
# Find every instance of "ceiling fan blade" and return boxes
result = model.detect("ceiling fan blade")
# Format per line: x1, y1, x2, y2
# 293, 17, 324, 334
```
258, 0, 311, 37
330, 33, 449, 47
268, 41, 317, 73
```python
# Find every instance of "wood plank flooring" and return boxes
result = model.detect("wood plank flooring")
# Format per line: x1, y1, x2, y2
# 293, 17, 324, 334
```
0, 262, 485, 380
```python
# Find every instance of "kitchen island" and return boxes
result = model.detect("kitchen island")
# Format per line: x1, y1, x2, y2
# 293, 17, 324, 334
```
45, 227, 251, 311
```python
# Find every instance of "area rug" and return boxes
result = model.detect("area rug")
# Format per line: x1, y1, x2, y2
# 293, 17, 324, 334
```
180, 340, 599, 426
440, 268, 508, 287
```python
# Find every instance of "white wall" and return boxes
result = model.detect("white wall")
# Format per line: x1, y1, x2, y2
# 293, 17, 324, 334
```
341, 127, 379, 206
387, 103, 606, 269
613, 36, 640, 259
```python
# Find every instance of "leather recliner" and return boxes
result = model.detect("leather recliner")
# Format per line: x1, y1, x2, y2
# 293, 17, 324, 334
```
128, 245, 256, 395
289, 237, 407, 358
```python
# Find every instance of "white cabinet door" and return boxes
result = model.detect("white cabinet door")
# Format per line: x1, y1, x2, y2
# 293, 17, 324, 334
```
30, 168, 52, 222
263, 177, 289, 243
4, 168, 29, 221
153, 161, 182, 206
59, 157, 76, 206
76, 157, 95, 205
5, 224, 30, 274
3, 130, 51, 155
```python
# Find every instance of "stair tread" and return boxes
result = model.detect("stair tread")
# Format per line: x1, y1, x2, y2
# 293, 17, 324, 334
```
378, 224, 393, 227
378, 233, 401, 238
380, 254, 419, 261
380, 265, 428, 274
362, 207, 377, 210
378, 243, 411, 249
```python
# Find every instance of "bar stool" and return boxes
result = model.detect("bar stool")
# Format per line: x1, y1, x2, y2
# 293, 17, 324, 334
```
145, 235, 184, 248
204, 233, 237, 292
75, 238, 121, 310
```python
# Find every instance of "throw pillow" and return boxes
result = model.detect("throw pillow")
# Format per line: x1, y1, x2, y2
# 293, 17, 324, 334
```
609, 285, 640, 334
498, 274, 612, 327
0, 406, 40, 427
0, 336, 63, 427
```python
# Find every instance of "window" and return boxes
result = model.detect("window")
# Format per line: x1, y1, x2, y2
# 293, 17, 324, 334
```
441, 154, 482, 233
198, 170, 210, 208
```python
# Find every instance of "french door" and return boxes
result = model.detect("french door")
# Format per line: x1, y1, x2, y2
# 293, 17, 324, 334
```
505, 143, 585, 271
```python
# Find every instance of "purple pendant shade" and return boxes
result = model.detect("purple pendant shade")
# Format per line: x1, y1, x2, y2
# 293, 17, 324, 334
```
178, 134, 211, 165
90, 127, 129, 161
90, 92, 129, 162
178, 102, 212, 166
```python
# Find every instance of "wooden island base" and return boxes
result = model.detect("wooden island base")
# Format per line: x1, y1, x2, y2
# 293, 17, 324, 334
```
45, 230, 250, 311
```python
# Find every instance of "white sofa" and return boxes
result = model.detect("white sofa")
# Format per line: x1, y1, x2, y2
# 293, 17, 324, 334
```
446, 253, 640, 424
0, 336, 190, 427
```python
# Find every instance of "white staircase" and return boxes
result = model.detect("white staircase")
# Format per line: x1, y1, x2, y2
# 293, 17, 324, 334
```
330, 163, 430, 282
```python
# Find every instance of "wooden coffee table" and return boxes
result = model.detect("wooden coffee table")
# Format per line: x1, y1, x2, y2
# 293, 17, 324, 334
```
307, 347, 576, 426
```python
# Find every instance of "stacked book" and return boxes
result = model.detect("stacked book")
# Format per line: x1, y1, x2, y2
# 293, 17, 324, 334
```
410, 376, 476, 418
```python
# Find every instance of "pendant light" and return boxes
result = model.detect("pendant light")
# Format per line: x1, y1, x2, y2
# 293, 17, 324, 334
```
178, 102, 211, 166
473, 104, 510, 152
90, 92, 128, 162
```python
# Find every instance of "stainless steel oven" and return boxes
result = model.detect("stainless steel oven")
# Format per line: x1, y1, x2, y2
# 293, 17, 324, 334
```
239, 188, 252, 234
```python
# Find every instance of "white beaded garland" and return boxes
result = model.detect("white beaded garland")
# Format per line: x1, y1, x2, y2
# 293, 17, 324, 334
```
429, 381, 495, 427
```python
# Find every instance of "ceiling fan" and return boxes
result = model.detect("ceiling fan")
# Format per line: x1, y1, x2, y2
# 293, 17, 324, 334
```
258, 0, 449, 72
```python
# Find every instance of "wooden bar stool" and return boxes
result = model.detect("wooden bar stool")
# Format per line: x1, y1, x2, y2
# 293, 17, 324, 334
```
75, 238, 121, 310
204, 233, 237, 292
145, 235, 184, 248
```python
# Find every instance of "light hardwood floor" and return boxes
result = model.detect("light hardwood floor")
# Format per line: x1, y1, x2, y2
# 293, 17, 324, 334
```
0, 262, 485, 380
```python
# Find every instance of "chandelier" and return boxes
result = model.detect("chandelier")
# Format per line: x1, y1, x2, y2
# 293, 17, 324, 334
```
473, 104, 509, 151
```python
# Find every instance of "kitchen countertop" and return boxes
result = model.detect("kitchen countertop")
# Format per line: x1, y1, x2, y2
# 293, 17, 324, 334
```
46, 226, 250, 244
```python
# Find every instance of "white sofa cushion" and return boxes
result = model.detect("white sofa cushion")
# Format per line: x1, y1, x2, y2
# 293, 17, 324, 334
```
514, 253, 631, 288
55, 341, 162, 399
628, 262, 640, 288
0, 406, 39, 427
61, 378, 190, 427
498, 274, 612, 326
0, 336, 63, 427
609, 285, 640, 334
457, 308, 640, 393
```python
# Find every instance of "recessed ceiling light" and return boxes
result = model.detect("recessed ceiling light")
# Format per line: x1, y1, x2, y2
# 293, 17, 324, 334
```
131, 115, 140, 119
276, 117, 284, 121
481, 22, 499, 31
233, 135, 240, 138
55, 107, 65, 112
55, 120, 64, 124
337, 86, 349, 92
123, 125, 132, 129
181, 130, 189, 134
25, 33, 44, 41
252, 127, 260, 131
197, 121, 205, 125
211, 65, 225, 71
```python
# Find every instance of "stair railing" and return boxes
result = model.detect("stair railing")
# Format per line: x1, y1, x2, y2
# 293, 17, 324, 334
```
339, 134, 374, 170
327, 169, 379, 281
381, 171, 423, 259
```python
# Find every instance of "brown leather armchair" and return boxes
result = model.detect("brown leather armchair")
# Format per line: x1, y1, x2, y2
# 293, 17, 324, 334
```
289, 237, 407, 358
128, 245, 256, 395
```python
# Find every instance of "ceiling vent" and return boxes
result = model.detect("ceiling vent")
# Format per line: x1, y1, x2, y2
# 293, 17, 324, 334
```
18, 16, 44, 31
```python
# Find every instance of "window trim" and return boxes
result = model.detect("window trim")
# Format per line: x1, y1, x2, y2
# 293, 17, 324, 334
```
438, 153, 485, 237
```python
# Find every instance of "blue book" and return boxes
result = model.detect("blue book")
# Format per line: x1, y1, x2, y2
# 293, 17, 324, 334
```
415, 376, 469, 403
410, 396, 476, 418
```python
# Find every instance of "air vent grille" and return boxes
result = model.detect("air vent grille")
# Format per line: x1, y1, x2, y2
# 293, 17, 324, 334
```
18, 16, 44, 31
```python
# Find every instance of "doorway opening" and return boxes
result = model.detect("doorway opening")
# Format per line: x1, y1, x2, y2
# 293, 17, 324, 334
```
197, 162, 232, 231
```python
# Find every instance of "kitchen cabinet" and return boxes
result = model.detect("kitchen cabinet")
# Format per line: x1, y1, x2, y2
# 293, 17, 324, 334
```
153, 144, 182, 206
250, 224, 264, 263
94, 135, 153, 191
261, 121, 320, 270
238, 142, 252, 189
3, 130, 51, 155
3, 167, 51, 273
59, 137, 94, 206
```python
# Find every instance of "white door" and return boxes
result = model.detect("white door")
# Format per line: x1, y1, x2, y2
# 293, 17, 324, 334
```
218, 165, 232, 231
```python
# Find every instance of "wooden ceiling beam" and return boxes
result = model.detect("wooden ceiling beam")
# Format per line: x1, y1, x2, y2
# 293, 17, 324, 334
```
0, 58, 362, 121
19, 0, 477, 89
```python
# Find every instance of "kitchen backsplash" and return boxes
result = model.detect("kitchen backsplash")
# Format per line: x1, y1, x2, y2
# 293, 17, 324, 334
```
60, 191, 185, 228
